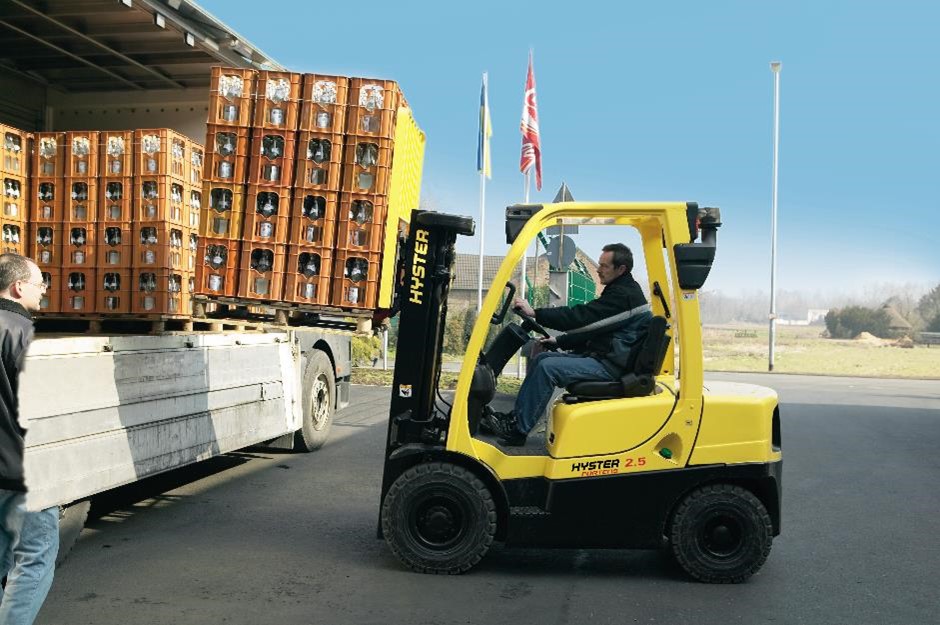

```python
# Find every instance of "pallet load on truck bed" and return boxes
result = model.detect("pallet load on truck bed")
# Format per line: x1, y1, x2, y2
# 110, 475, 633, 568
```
194, 67, 425, 329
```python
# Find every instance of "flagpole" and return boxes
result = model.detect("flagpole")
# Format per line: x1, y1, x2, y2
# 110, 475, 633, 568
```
477, 165, 486, 313
518, 170, 531, 378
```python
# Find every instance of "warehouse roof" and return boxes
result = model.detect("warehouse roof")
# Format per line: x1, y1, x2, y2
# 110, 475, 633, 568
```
0, 0, 282, 92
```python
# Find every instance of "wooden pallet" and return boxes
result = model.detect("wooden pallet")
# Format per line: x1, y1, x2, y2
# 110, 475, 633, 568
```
192, 295, 373, 333
34, 314, 195, 335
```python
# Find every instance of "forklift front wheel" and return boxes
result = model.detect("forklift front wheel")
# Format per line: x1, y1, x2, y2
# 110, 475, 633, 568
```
382, 462, 497, 574
669, 483, 773, 583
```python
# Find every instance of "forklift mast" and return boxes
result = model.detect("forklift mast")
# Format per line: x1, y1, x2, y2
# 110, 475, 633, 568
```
385, 210, 474, 453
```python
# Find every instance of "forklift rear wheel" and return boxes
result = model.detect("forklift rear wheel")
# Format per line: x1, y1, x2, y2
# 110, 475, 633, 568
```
669, 483, 772, 583
294, 350, 335, 452
382, 462, 496, 574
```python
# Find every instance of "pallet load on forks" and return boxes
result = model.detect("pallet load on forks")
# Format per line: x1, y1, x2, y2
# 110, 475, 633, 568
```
192, 67, 425, 330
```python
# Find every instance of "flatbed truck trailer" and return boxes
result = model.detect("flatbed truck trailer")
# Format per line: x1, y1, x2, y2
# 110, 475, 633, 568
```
22, 328, 352, 560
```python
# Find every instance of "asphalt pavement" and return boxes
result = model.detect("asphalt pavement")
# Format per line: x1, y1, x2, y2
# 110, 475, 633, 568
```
36, 373, 940, 625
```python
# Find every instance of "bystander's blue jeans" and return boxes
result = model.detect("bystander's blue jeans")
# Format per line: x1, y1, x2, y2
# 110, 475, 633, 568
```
513, 352, 614, 435
0, 490, 59, 625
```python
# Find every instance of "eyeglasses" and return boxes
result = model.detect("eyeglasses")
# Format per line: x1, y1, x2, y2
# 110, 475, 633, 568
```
19, 279, 47, 292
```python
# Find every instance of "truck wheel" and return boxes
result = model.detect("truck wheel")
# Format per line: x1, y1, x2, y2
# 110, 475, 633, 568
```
57, 500, 90, 565
669, 484, 772, 583
381, 462, 496, 575
294, 350, 335, 452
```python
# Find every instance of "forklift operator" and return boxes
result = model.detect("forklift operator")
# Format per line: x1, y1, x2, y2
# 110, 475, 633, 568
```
484, 243, 651, 446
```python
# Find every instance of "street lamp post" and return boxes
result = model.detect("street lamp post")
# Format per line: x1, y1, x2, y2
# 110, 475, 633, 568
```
769, 61, 782, 372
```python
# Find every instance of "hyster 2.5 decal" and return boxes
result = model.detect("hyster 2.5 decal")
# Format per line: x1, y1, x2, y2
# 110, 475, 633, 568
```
571, 457, 647, 477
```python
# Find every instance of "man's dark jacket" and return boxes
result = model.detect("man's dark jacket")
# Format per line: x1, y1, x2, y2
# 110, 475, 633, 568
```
0, 298, 33, 492
534, 272, 648, 374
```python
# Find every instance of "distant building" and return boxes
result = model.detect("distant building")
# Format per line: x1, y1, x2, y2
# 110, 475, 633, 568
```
449, 250, 599, 309
777, 308, 830, 326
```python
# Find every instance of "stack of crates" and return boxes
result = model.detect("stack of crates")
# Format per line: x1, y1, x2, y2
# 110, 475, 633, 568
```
59, 131, 100, 313
97, 130, 134, 313
285, 73, 347, 306
237, 70, 300, 301
195, 67, 426, 315
31, 133, 70, 312
196, 67, 255, 298
132, 129, 192, 317
2, 125, 29, 260
332, 79, 401, 310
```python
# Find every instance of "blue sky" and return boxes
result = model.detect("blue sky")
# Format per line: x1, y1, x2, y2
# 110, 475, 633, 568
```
199, 0, 939, 295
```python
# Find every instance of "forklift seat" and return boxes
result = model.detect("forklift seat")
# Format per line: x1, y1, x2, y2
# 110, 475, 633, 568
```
563, 316, 671, 402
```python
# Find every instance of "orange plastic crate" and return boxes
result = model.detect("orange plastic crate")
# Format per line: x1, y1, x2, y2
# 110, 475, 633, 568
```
61, 269, 96, 313
198, 182, 245, 239
96, 269, 131, 314
300, 74, 348, 133
1, 219, 25, 255
252, 71, 303, 130
135, 176, 187, 225
3, 175, 26, 221
62, 223, 97, 268
187, 186, 202, 231
131, 269, 188, 316
31, 178, 64, 222
134, 129, 189, 181
247, 129, 296, 187
133, 222, 189, 271
98, 178, 133, 222
244, 185, 290, 244
33, 132, 66, 177
294, 131, 344, 191
283, 245, 332, 305
31, 223, 63, 268
237, 242, 286, 301
345, 78, 401, 139
209, 66, 257, 127
65, 177, 98, 222
2, 126, 28, 177
189, 142, 205, 186
204, 124, 251, 184
99, 130, 135, 177
65, 131, 100, 178
287, 191, 339, 248
195, 237, 240, 297
38, 268, 61, 313
97, 222, 133, 269
330, 249, 380, 310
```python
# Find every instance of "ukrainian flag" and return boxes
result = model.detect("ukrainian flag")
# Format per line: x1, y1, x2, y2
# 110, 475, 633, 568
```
477, 73, 492, 179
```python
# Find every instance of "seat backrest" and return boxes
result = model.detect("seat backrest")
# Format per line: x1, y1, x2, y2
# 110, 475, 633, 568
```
624, 316, 670, 376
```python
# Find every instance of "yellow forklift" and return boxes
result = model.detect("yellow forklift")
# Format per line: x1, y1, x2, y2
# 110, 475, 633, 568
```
379, 202, 781, 583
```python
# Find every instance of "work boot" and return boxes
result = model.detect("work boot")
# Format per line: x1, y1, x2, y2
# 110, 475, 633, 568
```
481, 410, 515, 438
497, 425, 527, 447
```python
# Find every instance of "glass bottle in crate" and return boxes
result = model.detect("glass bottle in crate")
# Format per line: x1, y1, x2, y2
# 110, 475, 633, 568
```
139, 272, 157, 311
204, 244, 229, 293
105, 181, 124, 220
219, 74, 245, 123
209, 188, 234, 236
249, 248, 275, 297
40, 272, 52, 310
36, 227, 54, 264
106, 136, 126, 175
301, 195, 326, 243
71, 137, 91, 175
104, 227, 123, 265
69, 227, 89, 265
71, 182, 90, 220
67, 272, 87, 311
260, 135, 285, 183
344, 257, 370, 305
102, 272, 121, 311
37, 182, 56, 219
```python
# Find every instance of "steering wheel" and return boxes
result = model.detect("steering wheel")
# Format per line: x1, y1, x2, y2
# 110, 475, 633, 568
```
513, 306, 551, 339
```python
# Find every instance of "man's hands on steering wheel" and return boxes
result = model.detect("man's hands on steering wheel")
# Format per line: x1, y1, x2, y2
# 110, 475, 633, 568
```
511, 296, 557, 349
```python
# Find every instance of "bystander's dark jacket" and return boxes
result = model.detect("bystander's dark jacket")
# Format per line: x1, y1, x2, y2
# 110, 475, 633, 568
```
0, 298, 34, 491
534, 272, 649, 375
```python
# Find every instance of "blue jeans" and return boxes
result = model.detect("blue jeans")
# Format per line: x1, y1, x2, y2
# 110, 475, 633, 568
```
0, 490, 59, 625
514, 352, 615, 434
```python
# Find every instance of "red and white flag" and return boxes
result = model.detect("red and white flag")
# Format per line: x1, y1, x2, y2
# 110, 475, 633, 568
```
519, 52, 542, 191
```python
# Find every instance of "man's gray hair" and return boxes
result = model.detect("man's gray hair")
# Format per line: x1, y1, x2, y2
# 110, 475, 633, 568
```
0, 253, 34, 293
602, 243, 634, 273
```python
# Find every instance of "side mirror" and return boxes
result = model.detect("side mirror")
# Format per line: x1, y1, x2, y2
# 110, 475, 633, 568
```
491, 281, 517, 325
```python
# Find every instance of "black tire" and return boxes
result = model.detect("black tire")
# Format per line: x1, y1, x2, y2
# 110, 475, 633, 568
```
294, 350, 335, 452
669, 484, 773, 583
57, 500, 90, 566
381, 462, 496, 574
